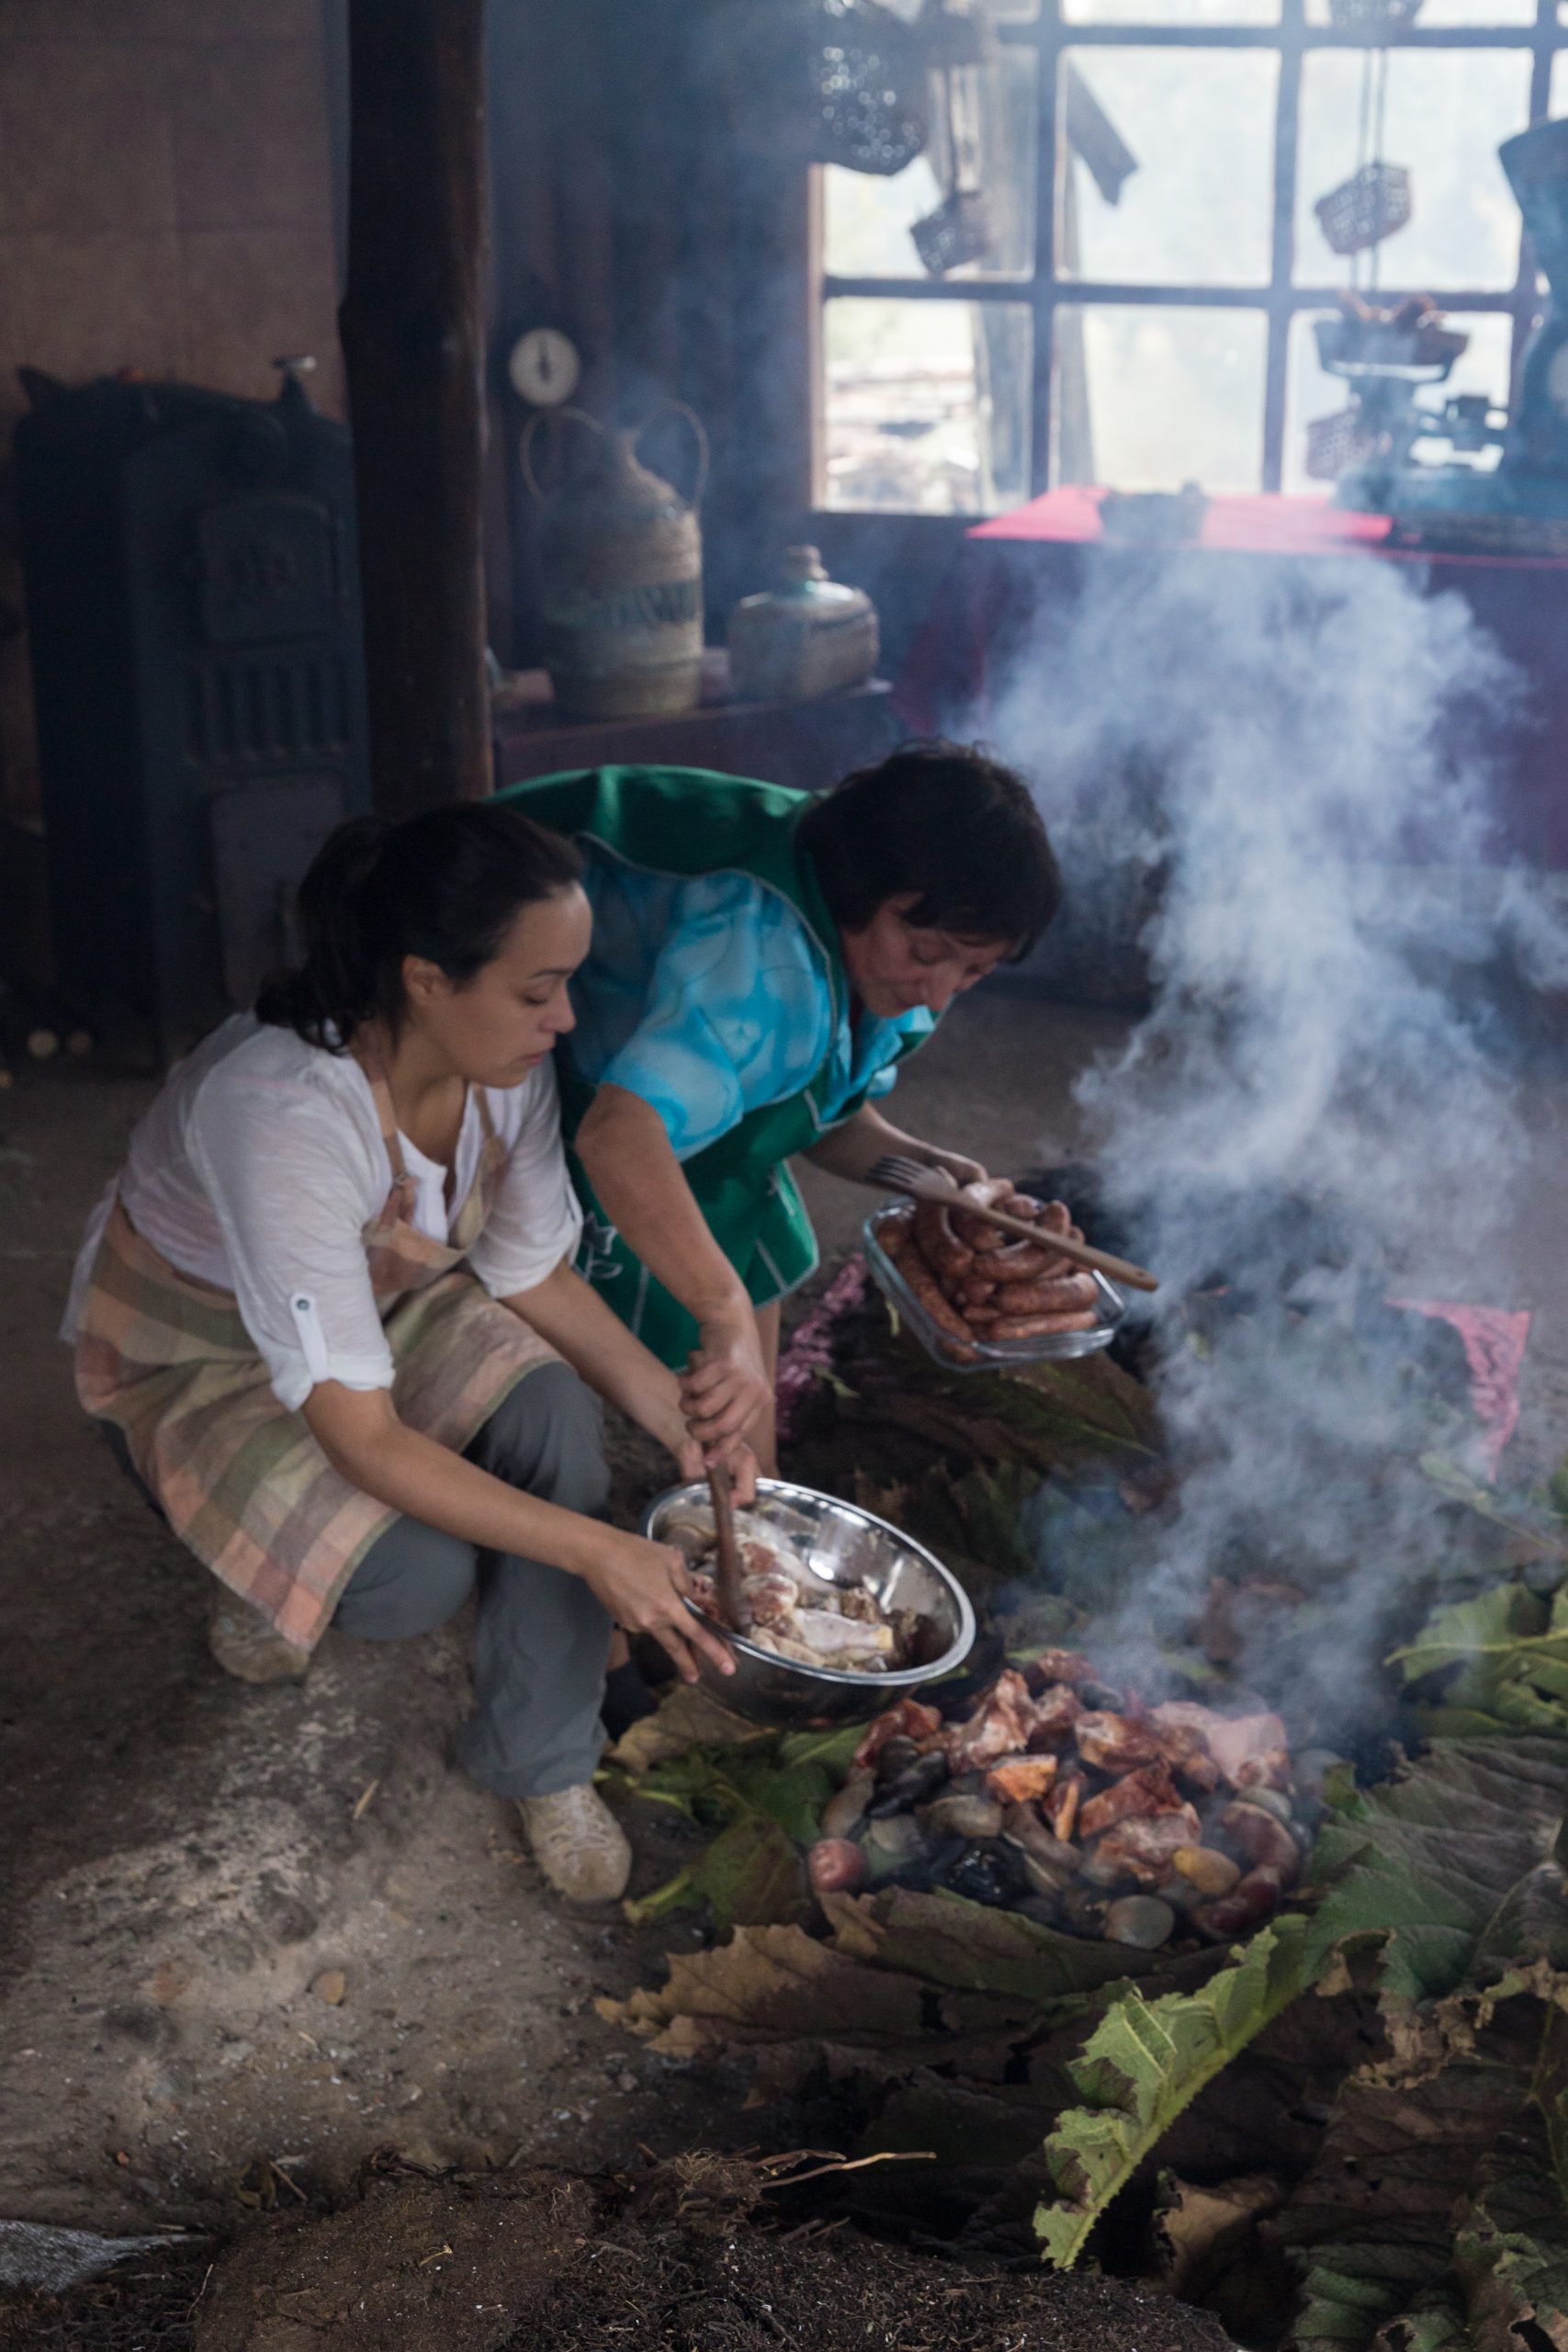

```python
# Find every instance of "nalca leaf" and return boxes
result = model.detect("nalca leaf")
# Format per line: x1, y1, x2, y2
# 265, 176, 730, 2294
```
1034, 1914, 1312, 2270
1307, 1739, 1568, 2009
1389, 1584, 1568, 1740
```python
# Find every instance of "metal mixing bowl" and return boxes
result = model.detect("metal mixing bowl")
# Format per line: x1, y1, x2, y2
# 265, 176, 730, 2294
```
642, 1477, 976, 1728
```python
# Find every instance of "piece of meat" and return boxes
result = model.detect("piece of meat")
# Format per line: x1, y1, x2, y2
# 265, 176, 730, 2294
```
897, 1242, 980, 1358
852, 1699, 943, 1771
942, 1669, 1036, 1770
913, 1197, 974, 1283
990, 1310, 1099, 1339
950, 1176, 1013, 1256
993, 1272, 1100, 1315
1047, 1770, 1084, 1843
1233, 1749, 1293, 1794
985, 1232, 1055, 1281
1074, 1712, 1167, 1774
742, 1570, 807, 1630
1025, 1683, 1085, 1749
958, 1277, 998, 1306
1077, 1761, 1188, 1840
1221, 1800, 1301, 1887
986, 1754, 1059, 1805
1150, 1703, 1291, 1792
1026, 1651, 1096, 1690
791, 1610, 895, 1657
1150, 1722, 1223, 1794
1091, 1809, 1205, 1886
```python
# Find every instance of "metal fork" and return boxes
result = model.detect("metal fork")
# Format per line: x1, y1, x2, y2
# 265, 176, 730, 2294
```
865, 1156, 1159, 1294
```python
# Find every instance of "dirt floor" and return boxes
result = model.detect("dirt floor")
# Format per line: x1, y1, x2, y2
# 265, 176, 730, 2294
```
5, 983, 1568, 2281
0, 991, 1125, 2244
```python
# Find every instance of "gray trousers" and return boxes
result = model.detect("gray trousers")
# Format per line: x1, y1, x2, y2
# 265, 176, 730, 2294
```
333, 1363, 614, 1800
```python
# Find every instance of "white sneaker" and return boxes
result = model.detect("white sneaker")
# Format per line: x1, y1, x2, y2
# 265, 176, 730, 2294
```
517, 1784, 631, 1903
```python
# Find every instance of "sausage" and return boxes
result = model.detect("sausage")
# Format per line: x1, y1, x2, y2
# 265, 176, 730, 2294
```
913, 1199, 974, 1282
990, 1309, 1099, 1339
958, 1276, 998, 1306
951, 1177, 1012, 1256
987, 1236, 1055, 1281
878, 1207, 916, 1261
899, 1243, 979, 1359
993, 1272, 1099, 1316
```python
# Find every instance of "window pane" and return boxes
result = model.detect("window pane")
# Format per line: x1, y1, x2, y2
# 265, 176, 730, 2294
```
1308, 0, 1530, 24
1294, 51, 1530, 291
1066, 0, 1276, 25
1053, 304, 1268, 489
1058, 51, 1279, 288
1282, 308, 1514, 494
822, 46, 1038, 280
822, 298, 1033, 513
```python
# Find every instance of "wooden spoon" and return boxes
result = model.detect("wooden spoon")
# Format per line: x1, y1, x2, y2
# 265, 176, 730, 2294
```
867, 1156, 1159, 1294
706, 1460, 751, 1635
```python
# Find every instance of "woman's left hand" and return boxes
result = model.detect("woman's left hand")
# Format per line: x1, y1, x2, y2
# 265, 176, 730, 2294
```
673, 1430, 759, 1504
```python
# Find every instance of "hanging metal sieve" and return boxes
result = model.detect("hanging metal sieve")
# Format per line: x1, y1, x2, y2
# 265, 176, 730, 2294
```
806, 0, 931, 176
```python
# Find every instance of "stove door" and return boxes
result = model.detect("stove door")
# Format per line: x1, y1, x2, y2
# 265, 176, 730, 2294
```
209, 774, 349, 1011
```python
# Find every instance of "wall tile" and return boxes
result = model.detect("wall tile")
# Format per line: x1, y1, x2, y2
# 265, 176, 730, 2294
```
178, 228, 341, 405
7, 232, 186, 384
0, 42, 177, 234
170, 41, 333, 233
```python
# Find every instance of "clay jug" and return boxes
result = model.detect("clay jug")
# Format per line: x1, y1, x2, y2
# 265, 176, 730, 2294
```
728, 546, 879, 703
522, 403, 706, 720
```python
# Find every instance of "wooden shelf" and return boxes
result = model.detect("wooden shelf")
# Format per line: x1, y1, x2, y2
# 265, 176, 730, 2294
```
491, 673, 897, 797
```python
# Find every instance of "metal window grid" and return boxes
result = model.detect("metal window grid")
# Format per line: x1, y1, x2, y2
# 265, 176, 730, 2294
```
818, 0, 1568, 500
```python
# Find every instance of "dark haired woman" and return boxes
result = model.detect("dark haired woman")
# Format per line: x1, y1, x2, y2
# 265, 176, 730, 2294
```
506, 742, 1063, 1462
63, 804, 738, 1904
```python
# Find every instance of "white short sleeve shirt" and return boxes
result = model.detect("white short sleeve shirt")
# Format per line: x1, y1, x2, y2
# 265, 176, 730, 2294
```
62, 1015, 582, 1412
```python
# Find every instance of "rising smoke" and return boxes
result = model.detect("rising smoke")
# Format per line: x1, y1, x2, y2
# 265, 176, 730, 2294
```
987, 551, 1567, 1738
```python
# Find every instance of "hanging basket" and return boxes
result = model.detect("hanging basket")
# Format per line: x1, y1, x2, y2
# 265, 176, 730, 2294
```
1325, 0, 1422, 32
1314, 161, 1413, 257
806, 0, 931, 176
1305, 405, 1381, 481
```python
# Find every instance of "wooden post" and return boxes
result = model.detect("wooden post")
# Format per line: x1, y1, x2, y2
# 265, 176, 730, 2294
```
339, 0, 491, 814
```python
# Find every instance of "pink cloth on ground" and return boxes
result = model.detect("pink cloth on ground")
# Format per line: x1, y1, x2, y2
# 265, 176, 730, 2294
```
1388, 1300, 1532, 1476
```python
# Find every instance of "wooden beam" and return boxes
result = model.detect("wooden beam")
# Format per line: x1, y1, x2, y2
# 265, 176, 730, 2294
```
339, 0, 491, 814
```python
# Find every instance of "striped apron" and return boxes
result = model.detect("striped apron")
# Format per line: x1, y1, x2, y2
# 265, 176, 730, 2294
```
72, 1061, 559, 1652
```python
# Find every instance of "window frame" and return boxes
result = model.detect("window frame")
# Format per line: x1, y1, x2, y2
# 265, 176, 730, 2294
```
814, 0, 1568, 507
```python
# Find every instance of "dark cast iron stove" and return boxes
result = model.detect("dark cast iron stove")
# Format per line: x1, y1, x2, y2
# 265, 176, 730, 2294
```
14, 362, 370, 1057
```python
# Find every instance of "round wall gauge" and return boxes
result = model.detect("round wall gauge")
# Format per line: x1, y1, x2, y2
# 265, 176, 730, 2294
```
508, 325, 582, 408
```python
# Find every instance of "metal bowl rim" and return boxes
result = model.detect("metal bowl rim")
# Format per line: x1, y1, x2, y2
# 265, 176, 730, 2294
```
643, 1475, 977, 1690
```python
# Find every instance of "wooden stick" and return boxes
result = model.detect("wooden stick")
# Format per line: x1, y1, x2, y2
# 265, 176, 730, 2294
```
707, 1461, 750, 1634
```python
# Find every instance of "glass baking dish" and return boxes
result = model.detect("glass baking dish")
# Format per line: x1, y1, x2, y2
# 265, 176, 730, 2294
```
861, 1204, 1126, 1373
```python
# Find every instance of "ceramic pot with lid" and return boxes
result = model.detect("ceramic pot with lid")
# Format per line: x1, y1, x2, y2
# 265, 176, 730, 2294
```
728, 546, 879, 704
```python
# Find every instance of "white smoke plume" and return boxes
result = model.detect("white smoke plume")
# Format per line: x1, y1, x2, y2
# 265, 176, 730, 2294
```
984, 551, 1567, 1737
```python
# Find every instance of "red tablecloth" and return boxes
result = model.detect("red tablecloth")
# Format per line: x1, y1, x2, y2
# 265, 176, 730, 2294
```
898, 488, 1568, 865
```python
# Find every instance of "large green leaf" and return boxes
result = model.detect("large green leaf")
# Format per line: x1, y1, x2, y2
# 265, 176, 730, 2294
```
1281, 2002, 1568, 2351
1034, 1915, 1313, 2270
1389, 1585, 1568, 1739
618, 1736, 851, 1932
1307, 1739, 1568, 2008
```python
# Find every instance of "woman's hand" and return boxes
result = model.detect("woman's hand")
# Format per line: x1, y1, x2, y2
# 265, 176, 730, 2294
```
679, 1317, 773, 1451
915, 1141, 990, 1190
672, 1430, 759, 1504
577, 1524, 735, 1685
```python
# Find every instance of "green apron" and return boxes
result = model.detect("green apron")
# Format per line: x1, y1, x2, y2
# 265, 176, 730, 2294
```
498, 765, 927, 1367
